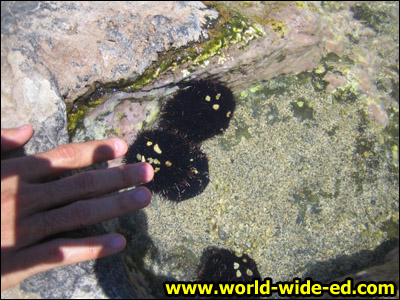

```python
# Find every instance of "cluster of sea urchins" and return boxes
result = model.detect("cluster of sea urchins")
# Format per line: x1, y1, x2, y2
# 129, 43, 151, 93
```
125, 80, 236, 201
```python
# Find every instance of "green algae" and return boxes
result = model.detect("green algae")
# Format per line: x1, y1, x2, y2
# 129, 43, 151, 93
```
235, 124, 252, 141
67, 106, 87, 134
168, 246, 199, 274
326, 125, 339, 137
383, 108, 399, 171
300, 52, 356, 93
381, 218, 400, 240
332, 86, 358, 104
351, 2, 391, 34
122, 7, 264, 94
293, 189, 321, 224
67, 6, 265, 139
290, 98, 315, 121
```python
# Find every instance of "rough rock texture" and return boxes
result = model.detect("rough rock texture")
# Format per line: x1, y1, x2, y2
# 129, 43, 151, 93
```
1, 1, 217, 298
1, 1, 398, 299
19, 225, 142, 299
1, 1, 217, 154
69, 2, 329, 147
317, 247, 399, 299
1, 1, 216, 102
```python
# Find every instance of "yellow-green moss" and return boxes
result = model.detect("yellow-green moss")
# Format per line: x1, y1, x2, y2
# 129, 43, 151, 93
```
67, 4, 267, 137
122, 8, 264, 93
266, 20, 287, 37
67, 107, 86, 134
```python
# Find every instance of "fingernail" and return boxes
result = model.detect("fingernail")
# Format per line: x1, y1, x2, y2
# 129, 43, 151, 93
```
134, 188, 150, 205
112, 138, 127, 156
109, 235, 125, 250
18, 124, 30, 130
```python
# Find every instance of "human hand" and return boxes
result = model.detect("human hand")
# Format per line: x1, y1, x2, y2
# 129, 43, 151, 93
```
1, 125, 154, 291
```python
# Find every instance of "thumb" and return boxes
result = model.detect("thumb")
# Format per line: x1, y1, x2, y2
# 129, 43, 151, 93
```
1, 125, 34, 152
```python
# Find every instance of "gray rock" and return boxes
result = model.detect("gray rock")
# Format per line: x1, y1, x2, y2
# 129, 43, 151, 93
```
1, 1, 217, 298
19, 226, 142, 299
1, 1, 217, 104
2, 1, 398, 299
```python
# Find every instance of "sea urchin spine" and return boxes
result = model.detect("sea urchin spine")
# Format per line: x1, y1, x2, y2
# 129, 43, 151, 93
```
125, 129, 210, 202
159, 80, 236, 144
195, 247, 261, 282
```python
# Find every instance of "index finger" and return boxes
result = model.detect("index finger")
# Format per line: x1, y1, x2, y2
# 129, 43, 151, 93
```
3, 138, 128, 182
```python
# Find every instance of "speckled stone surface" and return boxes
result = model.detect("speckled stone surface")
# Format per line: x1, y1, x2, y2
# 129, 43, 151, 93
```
1, 1, 217, 155
1, 1, 398, 299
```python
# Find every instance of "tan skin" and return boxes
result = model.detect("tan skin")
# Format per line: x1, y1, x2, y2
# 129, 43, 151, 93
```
1, 125, 154, 291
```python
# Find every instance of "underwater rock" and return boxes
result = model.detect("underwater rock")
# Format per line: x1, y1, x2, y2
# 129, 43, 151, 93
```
195, 247, 261, 282
125, 129, 210, 201
159, 80, 236, 144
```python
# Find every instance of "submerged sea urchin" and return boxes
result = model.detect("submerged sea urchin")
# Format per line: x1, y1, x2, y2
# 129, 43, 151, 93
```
159, 80, 236, 144
195, 247, 261, 282
125, 129, 209, 201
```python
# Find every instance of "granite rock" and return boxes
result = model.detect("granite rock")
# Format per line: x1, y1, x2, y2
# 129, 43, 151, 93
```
1, 1, 398, 299
1, 1, 217, 155
1, 1, 218, 298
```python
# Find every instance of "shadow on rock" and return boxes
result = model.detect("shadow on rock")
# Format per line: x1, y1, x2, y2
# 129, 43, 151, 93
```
99, 210, 176, 298
303, 238, 399, 285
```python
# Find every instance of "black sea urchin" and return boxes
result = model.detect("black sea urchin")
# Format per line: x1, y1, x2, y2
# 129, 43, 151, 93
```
125, 129, 209, 201
159, 80, 236, 144
195, 247, 261, 282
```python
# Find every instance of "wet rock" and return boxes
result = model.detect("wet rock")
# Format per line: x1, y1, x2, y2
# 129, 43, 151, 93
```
1, 1, 398, 299
1, 1, 217, 298
313, 247, 399, 299
1, 1, 217, 154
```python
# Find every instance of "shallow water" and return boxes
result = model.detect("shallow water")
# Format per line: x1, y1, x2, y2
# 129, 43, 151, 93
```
117, 72, 397, 294
69, 2, 399, 297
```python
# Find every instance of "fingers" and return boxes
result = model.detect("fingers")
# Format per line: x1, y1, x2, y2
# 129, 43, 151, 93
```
3, 234, 126, 291
1, 125, 33, 152
5, 138, 128, 182
32, 162, 154, 212
21, 187, 152, 248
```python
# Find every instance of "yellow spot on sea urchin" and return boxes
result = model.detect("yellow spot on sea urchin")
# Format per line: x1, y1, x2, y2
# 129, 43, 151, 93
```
141, 155, 146, 162
154, 167, 160, 173
242, 258, 247, 263
236, 270, 242, 278
154, 158, 161, 165
137, 154, 142, 161
165, 160, 172, 167
213, 104, 220, 110
233, 262, 240, 269
205, 95, 211, 102
226, 111, 231, 118
246, 269, 253, 276
192, 168, 199, 174
154, 144, 162, 154
216, 93, 221, 100
146, 141, 153, 146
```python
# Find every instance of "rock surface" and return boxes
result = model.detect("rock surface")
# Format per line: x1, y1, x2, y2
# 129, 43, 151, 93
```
1, 1, 217, 154
1, 1, 398, 299
1, 1, 217, 298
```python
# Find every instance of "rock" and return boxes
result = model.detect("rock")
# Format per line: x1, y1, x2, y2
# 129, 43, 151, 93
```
1, 1, 218, 298
19, 225, 143, 299
1, 50, 68, 155
1, 1, 217, 155
1, 1, 398, 299
1, 1, 217, 103
308, 247, 399, 299
334, 247, 399, 291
